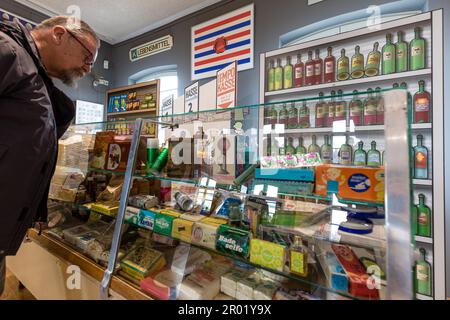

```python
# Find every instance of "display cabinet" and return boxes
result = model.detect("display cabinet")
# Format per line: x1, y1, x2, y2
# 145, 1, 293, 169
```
259, 9, 445, 300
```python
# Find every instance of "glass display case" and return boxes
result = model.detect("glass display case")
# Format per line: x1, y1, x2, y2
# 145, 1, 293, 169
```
41, 87, 416, 301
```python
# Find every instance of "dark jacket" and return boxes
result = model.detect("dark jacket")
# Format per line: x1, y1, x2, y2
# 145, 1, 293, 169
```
0, 21, 75, 256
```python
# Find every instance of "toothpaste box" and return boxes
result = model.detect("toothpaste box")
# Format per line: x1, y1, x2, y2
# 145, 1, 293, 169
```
137, 209, 156, 231
154, 211, 181, 236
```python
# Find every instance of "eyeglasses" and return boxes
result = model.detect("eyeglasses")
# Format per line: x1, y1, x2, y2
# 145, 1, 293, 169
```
66, 29, 96, 66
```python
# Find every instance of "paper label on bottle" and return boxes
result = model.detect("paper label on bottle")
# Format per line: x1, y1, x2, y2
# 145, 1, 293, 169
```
368, 153, 380, 165
306, 65, 314, 77
383, 52, 393, 61
322, 151, 332, 161
397, 49, 405, 58
340, 150, 351, 161
415, 98, 429, 112
412, 46, 423, 57
316, 106, 325, 118
290, 251, 306, 275
295, 67, 303, 79
365, 103, 377, 115
314, 63, 322, 76
367, 54, 380, 66
416, 265, 429, 281
338, 60, 348, 69
328, 105, 335, 116
352, 58, 363, 69
418, 212, 428, 225
354, 153, 366, 164
335, 104, 345, 116
416, 151, 427, 169
325, 61, 334, 74
351, 107, 362, 116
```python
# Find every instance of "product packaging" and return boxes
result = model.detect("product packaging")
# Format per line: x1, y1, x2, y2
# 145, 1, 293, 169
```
250, 239, 286, 272
216, 225, 251, 258
191, 217, 227, 250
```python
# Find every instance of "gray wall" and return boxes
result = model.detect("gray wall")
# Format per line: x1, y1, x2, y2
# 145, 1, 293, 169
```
0, 0, 113, 105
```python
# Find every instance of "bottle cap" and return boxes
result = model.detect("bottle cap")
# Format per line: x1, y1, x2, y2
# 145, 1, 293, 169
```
147, 138, 159, 149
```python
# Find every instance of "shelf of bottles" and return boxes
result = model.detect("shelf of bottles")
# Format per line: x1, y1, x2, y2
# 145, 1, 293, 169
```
260, 12, 440, 299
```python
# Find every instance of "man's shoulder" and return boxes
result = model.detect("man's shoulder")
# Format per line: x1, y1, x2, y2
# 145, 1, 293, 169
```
0, 31, 37, 78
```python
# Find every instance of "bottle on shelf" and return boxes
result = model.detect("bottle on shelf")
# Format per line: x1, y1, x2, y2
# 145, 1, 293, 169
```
314, 49, 323, 85
365, 41, 381, 77
298, 101, 311, 128
353, 141, 367, 166
279, 103, 289, 126
324, 46, 336, 83
267, 60, 275, 91
334, 89, 347, 124
289, 236, 309, 278
416, 193, 432, 237
367, 141, 381, 167
308, 135, 321, 154
296, 137, 307, 155
382, 150, 385, 165
263, 106, 270, 125
274, 58, 283, 90
393, 82, 399, 89
288, 102, 299, 129
294, 52, 304, 87
327, 90, 336, 127
415, 248, 432, 296
349, 90, 363, 126
396, 31, 409, 73
338, 137, 353, 165
364, 88, 378, 125
321, 135, 333, 164
337, 48, 350, 81
351, 45, 365, 79
413, 80, 431, 123
375, 87, 384, 125
279, 138, 286, 156
268, 104, 278, 127
410, 27, 426, 71
305, 50, 315, 86
315, 92, 327, 128
284, 55, 294, 89
285, 137, 296, 156
414, 134, 428, 179
382, 33, 396, 75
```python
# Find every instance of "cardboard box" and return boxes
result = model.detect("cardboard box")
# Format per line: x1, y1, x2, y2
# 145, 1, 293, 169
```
171, 215, 203, 243
216, 225, 250, 258
191, 217, 227, 250
137, 209, 156, 231
250, 239, 286, 272
315, 164, 384, 203
154, 211, 181, 236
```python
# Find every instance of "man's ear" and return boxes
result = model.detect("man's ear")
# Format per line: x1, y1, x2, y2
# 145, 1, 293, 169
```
51, 26, 66, 45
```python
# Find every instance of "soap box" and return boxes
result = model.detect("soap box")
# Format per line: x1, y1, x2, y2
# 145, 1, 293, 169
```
90, 201, 120, 217
191, 217, 227, 250
250, 239, 286, 272
137, 209, 156, 231
315, 164, 384, 203
171, 214, 204, 243
125, 206, 140, 225
154, 211, 181, 236
216, 225, 251, 258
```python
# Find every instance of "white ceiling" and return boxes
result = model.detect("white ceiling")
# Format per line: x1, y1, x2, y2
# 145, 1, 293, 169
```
15, 0, 222, 44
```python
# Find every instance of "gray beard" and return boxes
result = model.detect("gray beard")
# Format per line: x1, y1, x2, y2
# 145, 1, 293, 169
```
59, 69, 86, 87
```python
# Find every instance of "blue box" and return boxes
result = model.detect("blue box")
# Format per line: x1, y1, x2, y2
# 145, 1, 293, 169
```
255, 168, 315, 182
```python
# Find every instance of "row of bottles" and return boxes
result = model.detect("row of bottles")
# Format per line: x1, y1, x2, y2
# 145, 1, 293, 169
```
270, 135, 384, 167
267, 27, 426, 91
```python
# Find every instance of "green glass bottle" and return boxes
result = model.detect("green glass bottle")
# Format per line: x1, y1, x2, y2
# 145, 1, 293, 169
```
298, 101, 310, 128
410, 27, 426, 71
382, 33, 396, 75
288, 102, 299, 129
367, 141, 381, 166
274, 58, 283, 90
353, 141, 367, 166
279, 138, 286, 156
321, 135, 333, 164
415, 248, 432, 296
284, 56, 294, 89
338, 137, 353, 165
267, 60, 275, 91
268, 104, 278, 127
308, 135, 321, 154
416, 194, 432, 237
337, 48, 350, 81
365, 42, 381, 77
285, 137, 296, 155
279, 103, 289, 126
351, 45, 365, 79
296, 137, 307, 155
396, 31, 408, 73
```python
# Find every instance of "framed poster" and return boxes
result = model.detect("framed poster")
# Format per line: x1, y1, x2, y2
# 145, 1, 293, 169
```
191, 3, 254, 81
75, 100, 104, 124
184, 81, 199, 115
216, 60, 237, 110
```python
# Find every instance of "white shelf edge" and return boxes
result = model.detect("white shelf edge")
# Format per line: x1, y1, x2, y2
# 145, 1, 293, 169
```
416, 293, 434, 300
411, 123, 433, 130
263, 125, 386, 135
415, 236, 433, 244
265, 69, 432, 97
413, 179, 433, 186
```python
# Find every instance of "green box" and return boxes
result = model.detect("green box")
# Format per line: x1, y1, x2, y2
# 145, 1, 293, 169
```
216, 224, 251, 258
154, 211, 179, 236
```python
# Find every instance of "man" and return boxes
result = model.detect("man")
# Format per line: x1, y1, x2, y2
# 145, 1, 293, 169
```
0, 16, 99, 296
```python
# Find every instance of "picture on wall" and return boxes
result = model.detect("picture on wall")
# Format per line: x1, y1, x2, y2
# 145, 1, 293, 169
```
191, 3, 254, 81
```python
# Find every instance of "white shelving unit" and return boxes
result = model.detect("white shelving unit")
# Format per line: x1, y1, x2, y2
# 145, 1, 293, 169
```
259, 10, 445, 300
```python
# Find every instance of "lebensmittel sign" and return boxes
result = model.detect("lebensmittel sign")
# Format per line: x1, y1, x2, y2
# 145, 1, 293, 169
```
129, 35, 173, 62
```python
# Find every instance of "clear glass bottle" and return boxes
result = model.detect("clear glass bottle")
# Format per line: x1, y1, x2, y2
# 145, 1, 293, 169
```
367, 141, 381, 167
334, 89, 347, 124
284, 55, 294, 89
353, 141, 367, 166
278, 103, 289, 126
375, 87, 384, 125
274, 58, 283, 90
382, 33, 396, 75
364, 88, 378, 125
324, 46, 336, 83
351, 45, 365, 79
337, 48, 350, 81
349, 90, 363, 126
298, 101, 310, 128
338, 137, 353, 165
288, 102, 299, 129
321, 135, 333, 164
289, 236, 308, 277
308, 135, 321, 154
327, 90, 336, 127
296, 137, 307, 155
396, 31, 409, 72
365, 42, 381, 77
305, 50, 315, 86
294, 53, 304, 87
285, 137, 296, 156
315, 92, 327, 128
268, 104, 278, 127
410, 27, 426, 71
314, 49, 323, 85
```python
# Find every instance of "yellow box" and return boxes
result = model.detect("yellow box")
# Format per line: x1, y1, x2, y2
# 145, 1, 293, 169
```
171, 214, 203, 243
315, 165, 385, 203
250, 239, 286, 272
90, 201, 120, 217
191, 217, 227, 250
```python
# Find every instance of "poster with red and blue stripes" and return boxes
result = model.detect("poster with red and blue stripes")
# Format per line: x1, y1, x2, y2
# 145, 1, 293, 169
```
191, 3, 254, 81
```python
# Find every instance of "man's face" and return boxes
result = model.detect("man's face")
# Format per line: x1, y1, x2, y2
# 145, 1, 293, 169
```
53, 26, 99, 86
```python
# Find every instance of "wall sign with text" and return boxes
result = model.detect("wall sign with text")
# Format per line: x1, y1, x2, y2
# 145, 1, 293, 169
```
216, 61, 237, 110
184, 82, 199, 115
130, 35, 173, 62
